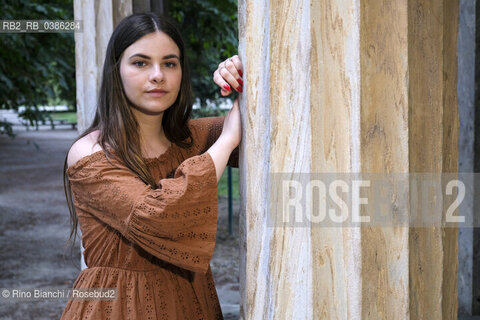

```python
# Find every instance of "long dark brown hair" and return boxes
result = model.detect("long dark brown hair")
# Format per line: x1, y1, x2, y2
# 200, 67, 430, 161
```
63, 12, 194, 256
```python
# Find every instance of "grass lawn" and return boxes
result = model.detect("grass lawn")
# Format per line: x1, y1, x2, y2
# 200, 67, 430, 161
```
218, 166, 239, 200
50, 112, 77, 123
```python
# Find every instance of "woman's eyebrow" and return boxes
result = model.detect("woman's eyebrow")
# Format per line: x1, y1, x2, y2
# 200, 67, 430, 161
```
163, 54, 180, 60
128, 53, 180, 60
129, 53, 150, 60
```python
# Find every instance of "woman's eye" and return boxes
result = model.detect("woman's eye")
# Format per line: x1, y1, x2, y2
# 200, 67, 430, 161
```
165, 62, 177, 68
133, 61, 146, 67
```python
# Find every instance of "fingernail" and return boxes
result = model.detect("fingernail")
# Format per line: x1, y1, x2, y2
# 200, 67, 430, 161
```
237, 78, 243, 86
224, 84, 231, 91
237, 86, 243, 93
238, 69, 243, 77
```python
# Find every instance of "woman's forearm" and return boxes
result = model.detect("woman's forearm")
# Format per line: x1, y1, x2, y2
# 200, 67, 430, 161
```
207, 137, 236, 183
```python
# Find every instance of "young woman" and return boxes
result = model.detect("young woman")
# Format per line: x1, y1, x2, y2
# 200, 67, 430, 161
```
62, 12, 243, 319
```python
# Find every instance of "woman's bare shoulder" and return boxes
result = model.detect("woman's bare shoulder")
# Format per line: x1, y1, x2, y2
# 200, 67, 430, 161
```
67, 130, 103, 168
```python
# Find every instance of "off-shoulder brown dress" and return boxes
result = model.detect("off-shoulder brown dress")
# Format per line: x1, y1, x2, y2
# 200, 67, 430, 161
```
61, 117, 238, 320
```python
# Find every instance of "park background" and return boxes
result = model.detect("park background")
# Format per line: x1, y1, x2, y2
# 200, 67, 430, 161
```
0, 0, 242, 319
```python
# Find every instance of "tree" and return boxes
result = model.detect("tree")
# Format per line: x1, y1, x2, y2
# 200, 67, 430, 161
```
0, 0, 76, 134
169, 0, 238, 107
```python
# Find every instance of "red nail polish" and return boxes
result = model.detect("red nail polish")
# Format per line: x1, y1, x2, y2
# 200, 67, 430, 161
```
237, 78, 243, 86
237, 86, 243, 93
224, 84, 231, 91
238, 69, 243, 77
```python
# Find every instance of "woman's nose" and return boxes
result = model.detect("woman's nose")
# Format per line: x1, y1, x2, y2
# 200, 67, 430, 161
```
149, 65, 164, 83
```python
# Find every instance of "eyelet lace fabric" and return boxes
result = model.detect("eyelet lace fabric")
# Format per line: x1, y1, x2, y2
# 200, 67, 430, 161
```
61, 117, 237, 320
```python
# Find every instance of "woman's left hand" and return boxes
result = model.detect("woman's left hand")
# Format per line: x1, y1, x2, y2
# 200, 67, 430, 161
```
213, 55, 243, 96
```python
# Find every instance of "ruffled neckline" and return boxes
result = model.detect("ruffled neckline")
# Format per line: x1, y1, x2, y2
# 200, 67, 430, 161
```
143, 142, 177, 164
66, 143, 179, 177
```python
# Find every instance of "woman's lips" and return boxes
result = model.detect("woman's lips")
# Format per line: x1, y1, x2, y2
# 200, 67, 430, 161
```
146, 89, 167, 97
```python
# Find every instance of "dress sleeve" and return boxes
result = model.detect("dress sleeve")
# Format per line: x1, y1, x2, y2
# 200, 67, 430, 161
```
189, 116, 239, 168
67, 152, 218, 274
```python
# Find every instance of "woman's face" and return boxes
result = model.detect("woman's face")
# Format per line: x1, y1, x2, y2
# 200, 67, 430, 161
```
120, 31, 182, 115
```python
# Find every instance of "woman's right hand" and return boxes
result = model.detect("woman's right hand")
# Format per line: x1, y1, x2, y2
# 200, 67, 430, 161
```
213, 55, 243, 96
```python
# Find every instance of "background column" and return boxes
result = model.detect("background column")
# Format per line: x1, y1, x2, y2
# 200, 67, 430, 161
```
73, 0, 132, 269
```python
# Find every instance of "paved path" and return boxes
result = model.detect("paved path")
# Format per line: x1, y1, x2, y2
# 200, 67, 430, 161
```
0, 129, 79, 319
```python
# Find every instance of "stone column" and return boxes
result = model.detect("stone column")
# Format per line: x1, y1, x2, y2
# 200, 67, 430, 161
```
73, 0, 132, 269
238, 0, 459, 319
74, 0, 132, 132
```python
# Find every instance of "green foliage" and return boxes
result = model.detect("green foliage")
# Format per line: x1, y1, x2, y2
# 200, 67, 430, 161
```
0, 0, 76, 112
169, 0, 238, 106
